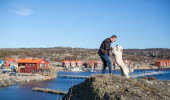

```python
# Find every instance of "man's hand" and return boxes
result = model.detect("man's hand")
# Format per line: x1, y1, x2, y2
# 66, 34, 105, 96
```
111, 47, 114, 51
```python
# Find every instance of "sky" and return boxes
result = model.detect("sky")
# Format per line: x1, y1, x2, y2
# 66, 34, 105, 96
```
0, 0, 170, 49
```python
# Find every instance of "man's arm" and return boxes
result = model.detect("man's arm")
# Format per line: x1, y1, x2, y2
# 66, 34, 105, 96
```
99, 39, 111, 55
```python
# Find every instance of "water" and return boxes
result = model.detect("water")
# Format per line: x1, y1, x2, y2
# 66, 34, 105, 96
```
0, 69, 170, 100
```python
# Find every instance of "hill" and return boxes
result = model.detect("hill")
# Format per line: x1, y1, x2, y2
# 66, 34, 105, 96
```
0, 47, 170, 65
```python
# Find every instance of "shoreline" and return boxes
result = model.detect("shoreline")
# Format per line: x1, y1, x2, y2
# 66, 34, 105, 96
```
0, 74, 56, 87
56, 66, 170, 71
1, 67, 169, 88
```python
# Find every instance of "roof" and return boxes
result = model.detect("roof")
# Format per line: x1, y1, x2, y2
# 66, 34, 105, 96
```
62, 60, 82, 63
69, 61, 76, 63
89, 60, 96, 63
155, 60, 170, 62
17, 59, 45, 63
6, 58, 15, 61
75, 60, 82, 62
62, 60, 69, 62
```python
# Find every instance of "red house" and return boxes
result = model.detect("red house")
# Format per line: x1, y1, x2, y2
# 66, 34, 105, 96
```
5, 58, 15, 67
75, 60, 83, 67
88, 60, 97, 67
17, 58, 49, 73
155, 60, 170, 67
70, 61, 76, 67
113, 60, 130, 66
96, 61, 102, 67
62, 60, 70, 67
124, 60, 129, 65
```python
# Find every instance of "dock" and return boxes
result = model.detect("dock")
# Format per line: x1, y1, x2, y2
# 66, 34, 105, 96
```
58, 71, 170, 79
58, 74, 89, 78
32, 87, 68, 95
130, 71, 170, 78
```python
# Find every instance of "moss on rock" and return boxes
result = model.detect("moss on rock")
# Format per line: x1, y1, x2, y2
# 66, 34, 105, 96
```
63, 74, 170, 100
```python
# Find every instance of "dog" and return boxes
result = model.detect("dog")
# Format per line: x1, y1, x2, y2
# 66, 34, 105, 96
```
112, 45, 134, 78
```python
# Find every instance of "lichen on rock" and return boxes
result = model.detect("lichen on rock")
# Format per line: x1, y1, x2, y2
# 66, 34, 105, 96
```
63, 74, 170, 100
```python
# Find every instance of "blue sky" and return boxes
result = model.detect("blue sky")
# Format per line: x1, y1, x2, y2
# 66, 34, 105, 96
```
0, 0, 170, 49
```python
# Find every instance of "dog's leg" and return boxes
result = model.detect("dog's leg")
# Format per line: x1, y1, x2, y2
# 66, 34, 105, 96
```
120, 67, 125, 76
112, 47, 117, 55
122, 66, 130, 78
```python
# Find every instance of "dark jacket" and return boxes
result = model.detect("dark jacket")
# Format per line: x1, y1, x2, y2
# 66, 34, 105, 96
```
98, 38, 111, 55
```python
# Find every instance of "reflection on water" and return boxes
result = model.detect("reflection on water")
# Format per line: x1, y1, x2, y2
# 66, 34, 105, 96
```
0, 69, 170, 100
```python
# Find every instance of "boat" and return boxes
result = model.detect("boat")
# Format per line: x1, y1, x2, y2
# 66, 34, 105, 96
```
70, 67, 83, 72
85, 68, 96, 72
90, 69, 94, 72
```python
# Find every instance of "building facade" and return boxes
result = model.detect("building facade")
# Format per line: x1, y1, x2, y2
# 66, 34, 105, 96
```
155, 60, 170, 67
5, 58, 15, 67
17, 58, 49, 73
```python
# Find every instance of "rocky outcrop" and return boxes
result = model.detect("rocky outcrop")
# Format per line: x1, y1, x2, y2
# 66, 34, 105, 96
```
0, 74, 54, 87
63, 74, 170, 100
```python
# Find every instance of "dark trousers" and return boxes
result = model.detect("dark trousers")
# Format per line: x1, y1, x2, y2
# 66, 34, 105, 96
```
99, 54, 112, 74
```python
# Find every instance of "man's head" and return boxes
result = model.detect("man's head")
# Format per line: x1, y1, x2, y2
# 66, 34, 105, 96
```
110, 35, 117, 42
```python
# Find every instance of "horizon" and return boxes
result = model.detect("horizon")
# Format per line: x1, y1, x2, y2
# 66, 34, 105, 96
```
0, 46, 170, 50
1, 0, 170, 49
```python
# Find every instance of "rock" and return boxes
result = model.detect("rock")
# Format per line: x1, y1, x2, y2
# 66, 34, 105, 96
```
142, 76, 156, 80
0, 74, 51, 87
63, 74, 170, 100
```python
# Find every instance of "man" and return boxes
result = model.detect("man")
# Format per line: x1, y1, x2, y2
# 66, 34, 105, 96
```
98, 35, 117, 74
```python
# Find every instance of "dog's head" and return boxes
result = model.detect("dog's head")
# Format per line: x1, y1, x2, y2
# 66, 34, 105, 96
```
116, 45, 123, 53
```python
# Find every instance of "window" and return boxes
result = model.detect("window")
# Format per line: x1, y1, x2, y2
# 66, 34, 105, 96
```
20, 63, 25, 66
40, 64, 46, 68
